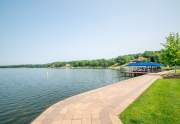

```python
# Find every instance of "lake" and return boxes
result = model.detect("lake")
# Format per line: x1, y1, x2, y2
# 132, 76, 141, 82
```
0, 68, 129, 124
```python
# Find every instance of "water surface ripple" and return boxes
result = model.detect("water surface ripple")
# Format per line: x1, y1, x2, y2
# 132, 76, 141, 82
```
0, 68, 129, 124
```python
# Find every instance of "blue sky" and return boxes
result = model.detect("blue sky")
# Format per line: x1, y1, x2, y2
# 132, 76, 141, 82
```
0, 0, 180, 65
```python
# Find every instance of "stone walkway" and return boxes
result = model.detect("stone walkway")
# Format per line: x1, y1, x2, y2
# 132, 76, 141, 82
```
32, 72, 168, 124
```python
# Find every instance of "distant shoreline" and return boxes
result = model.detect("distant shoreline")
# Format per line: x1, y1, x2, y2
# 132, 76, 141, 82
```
0, 50, 163, 69
0, 66, 117, 69
0, 66, 121, 70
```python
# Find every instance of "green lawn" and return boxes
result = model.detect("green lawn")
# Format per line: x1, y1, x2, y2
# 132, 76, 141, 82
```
176, 69, 180, 73
120, 78, 180, 124
170, 69, 180, 73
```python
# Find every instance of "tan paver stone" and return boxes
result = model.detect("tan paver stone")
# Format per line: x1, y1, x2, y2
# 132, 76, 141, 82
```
92, 118, 101, 124
72, 119, 82, 124
82, 118, 91, 124
62, 119, 71, 124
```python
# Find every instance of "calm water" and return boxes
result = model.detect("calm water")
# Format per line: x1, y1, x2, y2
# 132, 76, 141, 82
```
0, 68, 129, 124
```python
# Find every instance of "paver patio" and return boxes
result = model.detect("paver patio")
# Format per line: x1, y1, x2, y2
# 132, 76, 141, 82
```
32, 71, 168, 124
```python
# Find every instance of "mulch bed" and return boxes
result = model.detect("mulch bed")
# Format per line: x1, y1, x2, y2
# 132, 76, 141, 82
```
162, 73, 180, 79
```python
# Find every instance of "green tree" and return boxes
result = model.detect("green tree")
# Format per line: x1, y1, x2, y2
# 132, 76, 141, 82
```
115, 56, 128, 65
160, 33, 180, 73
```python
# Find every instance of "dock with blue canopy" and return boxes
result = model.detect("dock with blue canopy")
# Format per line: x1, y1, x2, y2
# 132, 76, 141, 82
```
127, 62, 163, 67
124, 62, 163, 76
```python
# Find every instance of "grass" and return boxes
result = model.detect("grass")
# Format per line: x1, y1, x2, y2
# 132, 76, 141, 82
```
172, 69, 180, 73
120, 78, 180, 124
177, 69, 180, 73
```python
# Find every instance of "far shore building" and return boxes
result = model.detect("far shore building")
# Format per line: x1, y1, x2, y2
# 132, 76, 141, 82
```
65, 64, 71, 68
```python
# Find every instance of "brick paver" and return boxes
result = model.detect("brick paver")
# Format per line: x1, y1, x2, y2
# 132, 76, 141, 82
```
32, 71, 168, 124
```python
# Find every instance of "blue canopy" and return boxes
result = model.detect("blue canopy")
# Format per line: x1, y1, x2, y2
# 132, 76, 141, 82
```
127, 62, 163, 67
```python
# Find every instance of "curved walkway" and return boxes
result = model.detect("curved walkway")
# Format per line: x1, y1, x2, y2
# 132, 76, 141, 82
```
32, 71, 168, 124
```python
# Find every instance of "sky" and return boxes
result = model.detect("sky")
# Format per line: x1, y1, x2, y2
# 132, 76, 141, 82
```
0, 0, 180, 65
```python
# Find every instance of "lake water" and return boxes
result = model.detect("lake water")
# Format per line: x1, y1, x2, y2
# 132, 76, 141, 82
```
0, 68, 129, 124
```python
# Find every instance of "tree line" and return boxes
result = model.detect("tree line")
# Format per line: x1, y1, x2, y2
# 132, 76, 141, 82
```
0, 51, 162, 68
